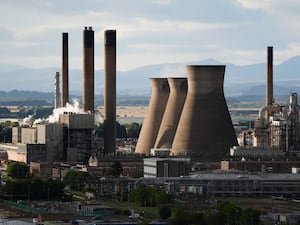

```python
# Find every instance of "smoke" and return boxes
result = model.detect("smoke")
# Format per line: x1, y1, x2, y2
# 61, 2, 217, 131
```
23, 115, 33, 126
32, 98, 104, 126
94, 110, 104, 126
48, 98, 85, 123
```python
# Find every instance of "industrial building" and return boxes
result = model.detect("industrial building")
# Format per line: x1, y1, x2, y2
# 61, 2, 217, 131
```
235, 47, 300, 158
136, 65, 237, 162
143, 157, 190, 178
134, 172, 300, 197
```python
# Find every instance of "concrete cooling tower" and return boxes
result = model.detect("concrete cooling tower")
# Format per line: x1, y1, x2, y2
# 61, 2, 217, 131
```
154, 77, 187, 149
171, 65, 238, 161
135, 78, 170, 155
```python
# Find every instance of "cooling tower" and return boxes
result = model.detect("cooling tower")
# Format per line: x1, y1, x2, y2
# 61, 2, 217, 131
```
171, 65, 238, 161
62, 32, 69, 107
83, 26, 94, 112
266, 46, 273, 107
104, 30, 117, 154
135, 78, 170, 155
154, 77, 187, 149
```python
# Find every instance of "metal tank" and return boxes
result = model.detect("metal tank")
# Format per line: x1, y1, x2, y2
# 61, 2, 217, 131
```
154, 77, 187, 149
171, 65, 238, 161
135, 78, 170, 155
104, 30, 117, 154
62, 32, 69, 107
83, 26, 94, 112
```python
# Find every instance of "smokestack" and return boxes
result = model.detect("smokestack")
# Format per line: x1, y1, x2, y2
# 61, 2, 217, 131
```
61, 32, 69, 107
266, 46, 273, 107
154, 77, 187, 149
54, 72, 60, 109
135, 78, 170, 155
83, 26, 94, 112
171, 65, 238, 161
104, 30, 116, 154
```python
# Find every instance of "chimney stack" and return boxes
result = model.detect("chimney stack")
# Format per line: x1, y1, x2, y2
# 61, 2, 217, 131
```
62, 32, 69, 107
266, 46, 273, 107
83, 26, 94, 112
104, 30, 117, 154
54, 72, 60, 109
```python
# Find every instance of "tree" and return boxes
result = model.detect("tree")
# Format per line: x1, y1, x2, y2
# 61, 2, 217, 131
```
116, 122, 127, 138
159, 205, 171, 220
125, 122, 142, 138
240, 208, 260, 225
63, 170, 88, 191
107, 161, 123, 177
6, 162, 29, 179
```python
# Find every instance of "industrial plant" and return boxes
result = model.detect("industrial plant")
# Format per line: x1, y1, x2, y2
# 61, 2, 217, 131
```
0, 25, 300, 184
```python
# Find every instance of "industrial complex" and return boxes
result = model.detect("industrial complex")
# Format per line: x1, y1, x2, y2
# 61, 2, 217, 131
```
0, 26, 300, 206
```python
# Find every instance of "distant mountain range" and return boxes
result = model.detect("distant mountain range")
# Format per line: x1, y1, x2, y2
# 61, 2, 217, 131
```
1, 56, 300, 100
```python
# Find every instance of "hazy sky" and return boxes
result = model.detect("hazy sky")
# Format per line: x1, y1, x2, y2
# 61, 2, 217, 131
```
1, 0, 300, 71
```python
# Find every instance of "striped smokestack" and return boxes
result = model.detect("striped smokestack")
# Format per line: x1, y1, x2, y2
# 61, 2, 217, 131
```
62, 32, 69, 107
266, 46, 273, 107
83, 26, 94, 112
104, 30, 117, 154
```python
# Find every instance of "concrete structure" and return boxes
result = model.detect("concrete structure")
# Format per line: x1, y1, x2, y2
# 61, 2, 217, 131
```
0, 144, 47, 164
171, 65, 237, 161
154, 78, 187, 149
20, 127, 37, 144
135, 78, 170, 155
36, 123, 64, 162
30, 161, 52, 178
59, 113, 94, 162
104, 30, 117, 154
144, 157, 190, 177
54, 72, 60, 109
62, 32, 69, 107
83, 26, 94, 112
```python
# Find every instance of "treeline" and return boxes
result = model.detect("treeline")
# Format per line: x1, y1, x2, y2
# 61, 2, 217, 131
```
96, 122, 142, 138
0, 107, 53, 118
2, 162, 65, 200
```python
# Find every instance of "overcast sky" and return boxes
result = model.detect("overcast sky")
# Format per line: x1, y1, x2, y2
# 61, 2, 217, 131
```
1, 0, 300, 71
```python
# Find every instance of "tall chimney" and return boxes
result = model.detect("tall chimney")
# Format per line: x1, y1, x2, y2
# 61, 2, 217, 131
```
83, 26, 94, 112
154, 77, 187, 149
54, 72, 60, 109
266, 46, 273, 107
171, 65, 237, 161
104, 30, 117, 154
135, 78, 170, 155
61, 32, 69, 107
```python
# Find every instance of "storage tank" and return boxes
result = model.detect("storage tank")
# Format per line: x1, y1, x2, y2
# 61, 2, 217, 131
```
135, 78, 170, 155
154, 77, 187, 149
171, 65, 238, 161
